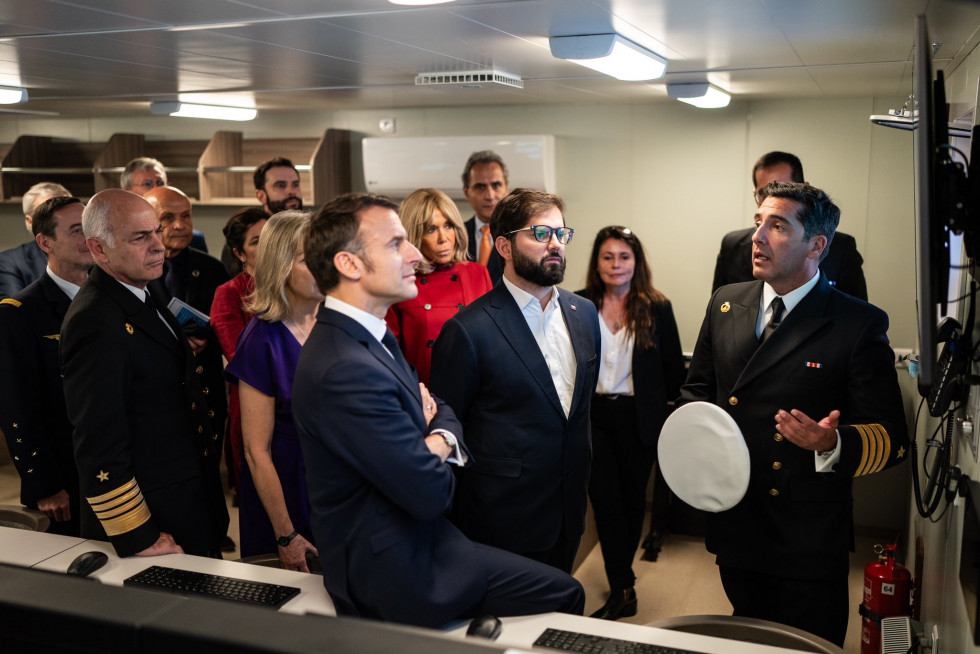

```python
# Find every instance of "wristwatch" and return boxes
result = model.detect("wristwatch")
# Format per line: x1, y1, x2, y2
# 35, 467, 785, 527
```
439, 431, 457, 451
277, 530, 299, 547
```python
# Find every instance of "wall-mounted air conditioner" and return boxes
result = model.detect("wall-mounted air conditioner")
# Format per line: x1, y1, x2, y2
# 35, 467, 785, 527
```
362, 134, 555, 199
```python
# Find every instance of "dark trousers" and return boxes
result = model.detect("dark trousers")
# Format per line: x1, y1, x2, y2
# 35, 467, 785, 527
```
520, 528, 582, 574
719, 565, 850, 647
588, 395, 656, 590
466, 542, 585, 618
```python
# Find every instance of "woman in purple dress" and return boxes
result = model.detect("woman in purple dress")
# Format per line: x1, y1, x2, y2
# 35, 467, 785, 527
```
225, 210, 323, 571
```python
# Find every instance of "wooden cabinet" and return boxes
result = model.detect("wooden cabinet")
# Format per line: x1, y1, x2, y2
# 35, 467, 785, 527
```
0, 129, 352, 207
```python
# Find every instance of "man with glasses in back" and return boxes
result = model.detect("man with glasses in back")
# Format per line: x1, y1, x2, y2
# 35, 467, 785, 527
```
712, 151, 867, 300
121, 157, 208, 252
430, 188, 600, 573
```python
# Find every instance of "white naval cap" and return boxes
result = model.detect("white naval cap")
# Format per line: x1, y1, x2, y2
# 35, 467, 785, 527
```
657, 401, 750, 512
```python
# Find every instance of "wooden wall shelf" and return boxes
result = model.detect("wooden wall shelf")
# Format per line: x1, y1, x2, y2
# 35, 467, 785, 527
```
0, 128, 352, 207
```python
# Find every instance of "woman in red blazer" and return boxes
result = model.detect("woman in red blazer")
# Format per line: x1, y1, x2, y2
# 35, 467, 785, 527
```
210, 207, 267, 491
385, 188, 492, 384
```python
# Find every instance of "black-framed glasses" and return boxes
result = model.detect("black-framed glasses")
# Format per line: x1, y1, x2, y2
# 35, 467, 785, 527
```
505, 225, 574, 244
137, 179, 166, 190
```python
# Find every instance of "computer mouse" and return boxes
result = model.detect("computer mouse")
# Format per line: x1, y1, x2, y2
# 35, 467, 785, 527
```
66, 551, 108, 577
465, 615, 502, 640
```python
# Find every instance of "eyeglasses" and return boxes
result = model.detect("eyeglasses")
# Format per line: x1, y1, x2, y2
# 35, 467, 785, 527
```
601, 226, 635, 240
505, 225, 574, 244
137, 179, 166, 190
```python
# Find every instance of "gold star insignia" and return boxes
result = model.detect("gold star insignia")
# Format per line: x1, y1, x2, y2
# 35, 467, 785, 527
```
96, 470, 109, 482
897, 446, 905, 459
721, 302, 731, 313
125, 323, 134, 335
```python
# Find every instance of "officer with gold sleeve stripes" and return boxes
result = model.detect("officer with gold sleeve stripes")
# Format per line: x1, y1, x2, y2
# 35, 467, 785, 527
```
61, 189, 228, 558
678, 182, 908, 647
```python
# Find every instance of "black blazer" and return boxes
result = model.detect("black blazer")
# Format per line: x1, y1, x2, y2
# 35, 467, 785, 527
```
464, 216, 502, 285
712, 228, 868, 301
680, 275, 907, 580
61, 266, 228, 556
430, 283, 600, 553
0, 274, 80, 532
0, 240, 46, 299
577, 290, 686, 446
149, 247, 230, 438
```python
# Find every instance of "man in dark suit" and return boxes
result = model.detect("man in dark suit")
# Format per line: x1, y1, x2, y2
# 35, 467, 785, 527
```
144, 186, 229, 444
680, 182, 907, 646
0, 196, 91, 536
0, 181, 71, 298
712, 151, 868, 300
294, 192, 583, 627
61, 189, 228, 557
461, 150, 508, 284
430, 188, 600, 573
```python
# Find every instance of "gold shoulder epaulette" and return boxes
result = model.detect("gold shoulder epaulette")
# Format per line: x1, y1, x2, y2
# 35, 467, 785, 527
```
0, 298, 22, 307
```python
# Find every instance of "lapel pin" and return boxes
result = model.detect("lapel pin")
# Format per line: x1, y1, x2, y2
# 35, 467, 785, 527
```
721, 302, 731, 313
125, 323, 134, 335
191, 270, 200, 278
805, 361, 823, 369
570, 304, 577, 311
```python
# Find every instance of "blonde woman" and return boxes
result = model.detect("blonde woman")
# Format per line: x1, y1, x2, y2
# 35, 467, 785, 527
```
225, 211, 323, 571
385, 188, 492, 383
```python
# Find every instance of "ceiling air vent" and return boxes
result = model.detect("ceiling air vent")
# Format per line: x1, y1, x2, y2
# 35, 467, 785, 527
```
415, 70, 523, 89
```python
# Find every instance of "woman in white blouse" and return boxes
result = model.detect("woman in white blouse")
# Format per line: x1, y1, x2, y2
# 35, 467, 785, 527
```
577, 226, 686, 621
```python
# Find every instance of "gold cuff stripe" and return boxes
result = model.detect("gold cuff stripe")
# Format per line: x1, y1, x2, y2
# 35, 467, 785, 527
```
96, 498, 151, 537
854, 424, 891, 477
90, 484, 142, 512
86, 477, 137, 504
93, 489, 144, 519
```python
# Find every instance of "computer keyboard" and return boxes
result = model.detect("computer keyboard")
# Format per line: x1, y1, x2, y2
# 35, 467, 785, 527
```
123, 565, 300, 608
534, 628, 707, 654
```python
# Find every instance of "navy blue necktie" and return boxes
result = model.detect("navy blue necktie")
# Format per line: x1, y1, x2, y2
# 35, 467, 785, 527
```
381, 330, 413, 377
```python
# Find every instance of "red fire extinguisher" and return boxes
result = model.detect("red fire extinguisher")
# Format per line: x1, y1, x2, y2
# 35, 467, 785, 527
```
859, 543, 913, 654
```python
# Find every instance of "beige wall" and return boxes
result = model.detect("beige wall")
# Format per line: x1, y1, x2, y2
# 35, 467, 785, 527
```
0, 94, 918, 354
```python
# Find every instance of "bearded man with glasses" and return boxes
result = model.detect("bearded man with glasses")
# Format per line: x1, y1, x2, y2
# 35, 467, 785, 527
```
430, 188, 600, 574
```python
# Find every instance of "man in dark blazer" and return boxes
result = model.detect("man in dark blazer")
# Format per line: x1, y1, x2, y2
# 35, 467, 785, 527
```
462, 150, 508, 284
711, 151, 868, 300
0, 181, 72, 299
680, 182, 907, 646
430, 188, 600, 573
294, 192, 584, 627
61, 189, 228, 558
144, 186, 229, 443
0, 197, 91, 536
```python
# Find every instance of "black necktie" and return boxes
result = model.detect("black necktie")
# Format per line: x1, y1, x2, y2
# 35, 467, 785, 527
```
760, 296, 784, 344
381, 330, 413, 377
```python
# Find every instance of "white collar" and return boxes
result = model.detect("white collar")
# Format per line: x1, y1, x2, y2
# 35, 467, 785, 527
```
324, 295, 388, 343
762, 270, 821, 316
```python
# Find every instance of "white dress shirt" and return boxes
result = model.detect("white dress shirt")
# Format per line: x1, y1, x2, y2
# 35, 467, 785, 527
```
596, 316, 633, 396
501, 276, 576, 417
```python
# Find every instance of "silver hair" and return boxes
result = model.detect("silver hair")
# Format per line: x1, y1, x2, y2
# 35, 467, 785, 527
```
120, 157, 167, 189
81, 193, 116, 247
22, 182, 71, 217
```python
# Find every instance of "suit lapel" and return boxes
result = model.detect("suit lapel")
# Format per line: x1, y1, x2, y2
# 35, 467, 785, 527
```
320, 306, 423, 405
486, 284, 565, 418
557, 289, 592, 419
94, 268, 182, 354
734, 276, 833, 390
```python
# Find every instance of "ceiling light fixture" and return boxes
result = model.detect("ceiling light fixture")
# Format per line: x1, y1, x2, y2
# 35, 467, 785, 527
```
150, 101, 257, 121
0, 85, 29, 104
388, 0, 456, 5
667, 83, 731, 109
549, 34, 667, 81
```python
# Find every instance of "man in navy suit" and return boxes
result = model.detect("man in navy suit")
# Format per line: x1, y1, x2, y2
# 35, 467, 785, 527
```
680, 182, 907, 646
0, 196, 91, 536
462, 150, 507, 284
711, 151, 867, 300
0, 181, 71, 298
294, 192, 583, 627
430, 189, 600, 573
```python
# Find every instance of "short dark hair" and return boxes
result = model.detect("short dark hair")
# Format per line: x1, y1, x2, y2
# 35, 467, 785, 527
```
253, 157, 298, 191
489, 188, 564, 267
306, 192, 399, 293
32, 196, 83, 239
752, 151, 804, 188
223, 207, 269, 256
461, 150, 508, 188
757, 182, 840, 260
